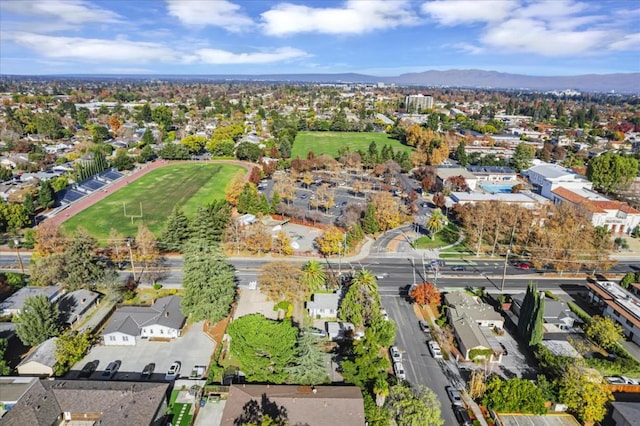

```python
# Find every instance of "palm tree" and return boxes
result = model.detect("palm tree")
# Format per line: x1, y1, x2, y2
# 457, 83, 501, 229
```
351, 269, 378, 295
301, 260, 326, 292
373, 377, 389, 407
426, 209, 447, 241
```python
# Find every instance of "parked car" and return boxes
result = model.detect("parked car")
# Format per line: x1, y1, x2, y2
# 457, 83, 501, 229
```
102, 360, 121, 379
451, 265, 466, 272
606, 376, 639, 385
79, 360, 98, 378
418, 320, 431, 333
393, 362, 406, 380
514, 261, 532, 269
165, 361, 181, 380
428, 341, 443, 359
380, 308, 389, 320
141, 363, 155, 379
307, 327, 327, 338
389, 346, 402, 362
446, 386, 463, 406
453, 405, 473, 425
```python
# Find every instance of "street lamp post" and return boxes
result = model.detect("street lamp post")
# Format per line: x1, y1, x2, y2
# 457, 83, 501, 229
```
14, 239, 24, 275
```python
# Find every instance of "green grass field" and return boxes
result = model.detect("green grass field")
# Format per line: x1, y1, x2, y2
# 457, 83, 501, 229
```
291, 131, 413, 159
62, 163, 245, 241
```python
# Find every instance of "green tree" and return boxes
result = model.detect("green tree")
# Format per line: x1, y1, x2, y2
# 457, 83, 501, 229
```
341, 334, 389, 388
0, 338, 11, 375
141, 128, 155, 146
111, 148, 135, 171
585, 315, 624, 350
285, 331, 329, 385
482, 376, 547, 415
0, 167, 12, 182
15, 295, 60, 346
387, 383, 444, 426
137, 144, 156, 163
63, 228, 105, 290
90, 125, 110, 143
300, 260, 326, 293
425, 209, 447, 240
54, 330, 94, 375
270, 190, 281, 212
529, 292, 545, 347
189, 200, 231, 245
559, 364, 613, 424
339, 270, 380, 328
29, 252, 67, 286
587, 153, 639, 194
237, 183, 261, 214
511, 142, 536, 172
151, 105, 173, 131
180, 135, 208, 154
38, 180, 56, 209
236, 142, 262, 162
159, 206, 191, 252
620, 272, 640, 289
138, 103, 152, 122
362, 203, 379, 234
227, 314, 297, 383
455, 141, 468, 166
181, 240, 236, 323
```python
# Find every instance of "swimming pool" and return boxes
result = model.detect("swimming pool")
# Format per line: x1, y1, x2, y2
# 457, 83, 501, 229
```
480, 183, 517, 193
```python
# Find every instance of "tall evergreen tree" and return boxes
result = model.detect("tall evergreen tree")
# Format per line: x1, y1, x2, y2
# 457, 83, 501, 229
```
64, 228, 105, 290
362, 203, 379, 234
38, 180, 56, 209
285, 331, 329, 385
15, 295, 60, 346
159, 206, 190, 252
181, 240, 236, 323
529, 294, 545, 346
455, 141, 468, 166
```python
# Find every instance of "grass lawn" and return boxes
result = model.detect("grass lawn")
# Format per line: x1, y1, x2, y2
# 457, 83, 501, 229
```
63, 163, 245, 241
291, 131, 413, 159
414, 224, 460, 249
169, 391, 193, 426
121, 288, 182, 305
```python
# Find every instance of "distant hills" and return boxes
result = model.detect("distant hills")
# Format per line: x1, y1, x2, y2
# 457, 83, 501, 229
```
9, 69, 640, 93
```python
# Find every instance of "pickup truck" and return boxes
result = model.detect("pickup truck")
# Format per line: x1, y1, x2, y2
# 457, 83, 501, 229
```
190, 365, 206, 379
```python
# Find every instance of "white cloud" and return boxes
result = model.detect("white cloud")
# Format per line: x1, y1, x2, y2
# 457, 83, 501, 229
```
610, 33, 640, 51
421, 0, 518, 25
261, 0, 419, 36
0, 0, 122, 24
193, 47, 309, 64
166, 0, 253, 32
481, 18, 610, 56
6, 32, 177, 62
5, 32, 309, 66
450, 42, 485, 55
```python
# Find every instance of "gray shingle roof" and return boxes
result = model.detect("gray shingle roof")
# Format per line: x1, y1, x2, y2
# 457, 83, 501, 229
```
103, 295, 185, 337
0, 286, 62, 314
1, 379, 170, 426
307, 293, 339, 310
220, 384, 365, 426
57, 289, 101, 324
17, 337, 58, 369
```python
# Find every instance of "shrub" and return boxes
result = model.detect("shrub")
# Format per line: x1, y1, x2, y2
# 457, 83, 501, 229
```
567, 301, 591, 324
153, 283, 162, 290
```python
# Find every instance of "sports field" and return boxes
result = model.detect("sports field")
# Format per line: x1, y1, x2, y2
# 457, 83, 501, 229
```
62, 163, 245, 241
291, 131, 413, 159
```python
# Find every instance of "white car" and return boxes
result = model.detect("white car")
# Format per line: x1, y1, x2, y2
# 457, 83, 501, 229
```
165, 361, 181, 380
446, 386, 463, 406
606, 376, 639, 385
428, 341, 443, 359
380, 309, 389, 321
389, 346, 402, 362
393, 362, 406, 380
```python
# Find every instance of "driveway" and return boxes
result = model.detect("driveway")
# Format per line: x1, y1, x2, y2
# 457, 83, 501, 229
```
69, 321, 215, 381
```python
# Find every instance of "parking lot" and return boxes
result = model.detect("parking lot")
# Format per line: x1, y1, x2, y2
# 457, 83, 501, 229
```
68, 321, 215, 381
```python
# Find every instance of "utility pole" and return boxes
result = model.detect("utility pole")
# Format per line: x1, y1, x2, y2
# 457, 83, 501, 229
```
411, 258, 416, 286
127, 238, 136, 282
338, 231, 347, 276
500, 249, 510, 293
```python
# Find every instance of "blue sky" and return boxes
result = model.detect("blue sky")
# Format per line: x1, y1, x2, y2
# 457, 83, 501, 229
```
1, 0, 639, 76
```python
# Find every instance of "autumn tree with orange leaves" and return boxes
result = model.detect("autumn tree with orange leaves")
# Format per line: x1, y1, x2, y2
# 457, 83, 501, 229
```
410, 282, 441, 306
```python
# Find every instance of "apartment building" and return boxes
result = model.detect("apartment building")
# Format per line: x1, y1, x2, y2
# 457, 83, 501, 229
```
405, 94, 434, 113
587, 281, 640, 345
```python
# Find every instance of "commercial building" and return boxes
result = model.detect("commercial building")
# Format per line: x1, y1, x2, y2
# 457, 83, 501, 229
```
405, 94, 434, 113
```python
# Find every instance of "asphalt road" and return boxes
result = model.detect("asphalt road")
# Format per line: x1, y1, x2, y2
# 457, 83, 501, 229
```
382, 292, 458, 425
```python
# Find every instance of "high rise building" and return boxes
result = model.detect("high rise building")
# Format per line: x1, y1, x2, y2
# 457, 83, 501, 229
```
405, 94, 434, 113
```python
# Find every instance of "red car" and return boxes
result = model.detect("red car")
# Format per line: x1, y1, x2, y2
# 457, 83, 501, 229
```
515, 262, 532, 269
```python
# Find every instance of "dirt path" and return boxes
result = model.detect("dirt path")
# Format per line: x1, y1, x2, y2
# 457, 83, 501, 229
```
44, 159, 252, 228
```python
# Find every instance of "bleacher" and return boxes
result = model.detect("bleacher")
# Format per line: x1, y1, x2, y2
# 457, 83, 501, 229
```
60, 189, 86, 204
80, 179, 106, 192
100, 170, 123, 182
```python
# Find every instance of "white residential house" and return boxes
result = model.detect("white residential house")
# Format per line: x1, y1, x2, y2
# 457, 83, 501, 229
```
0, 286, 63, 316
307, 293, 339, 319
102, 296, 186, 346
435, 167, 479, 191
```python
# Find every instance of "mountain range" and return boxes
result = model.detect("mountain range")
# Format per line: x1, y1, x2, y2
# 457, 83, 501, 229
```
13, 69, 640, 93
